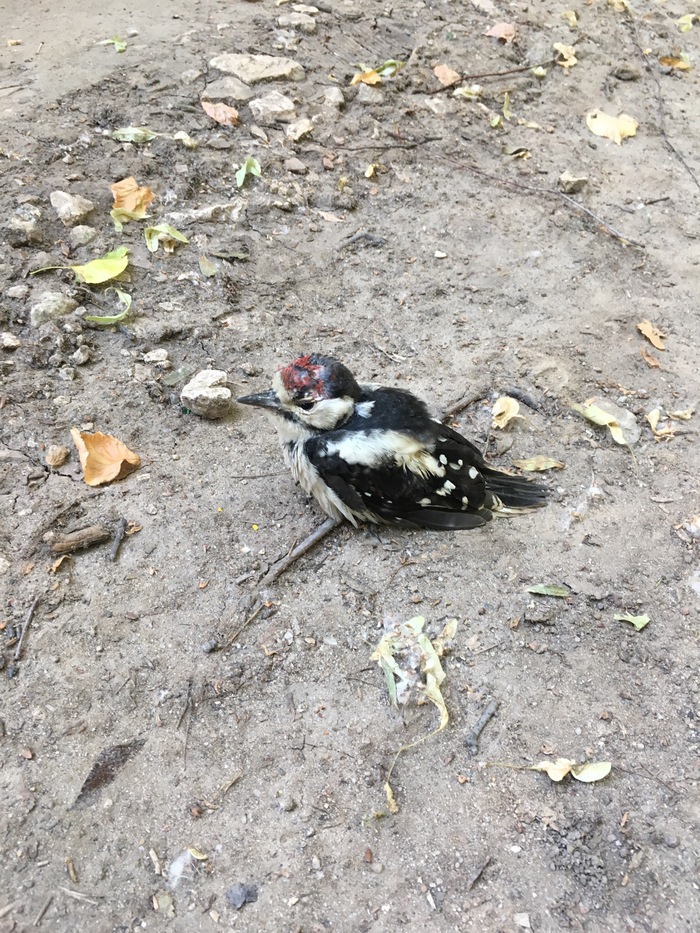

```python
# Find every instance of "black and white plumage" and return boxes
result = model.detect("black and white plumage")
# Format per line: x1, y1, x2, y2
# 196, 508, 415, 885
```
237, 354, 547, 531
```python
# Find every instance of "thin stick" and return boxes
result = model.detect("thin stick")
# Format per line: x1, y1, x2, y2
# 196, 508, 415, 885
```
108, 517, 128, 562
227, 602, 264, 645
431, 58, 557, 93
14, 595, 40, 661
451, 156, 646, 249
465, 700, 499, 755
58, 887, 100, 905
440, 387, 490, 421
259, 517, 341, 587
32, 895, 53, 926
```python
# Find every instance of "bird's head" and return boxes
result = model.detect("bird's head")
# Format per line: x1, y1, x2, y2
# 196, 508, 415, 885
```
237, 354, 362, 431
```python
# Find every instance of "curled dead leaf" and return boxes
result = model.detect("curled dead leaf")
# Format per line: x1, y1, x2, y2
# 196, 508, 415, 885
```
433, 63, 461, 87
553, 43, 578, 68
570, 761, 612, 782
668, 408, 695, 421
70, 429, 140, 486
637, 319, 666, 350
512, 456, 565, 472
586, 109, 638, 145
659, 55, 692, 71
110, 176, 155, 214
531, 758, 575, 781
485, 22, 516, 44
201, 99, 240, 126
640, 347, 661, 368
491, 396, 521, 429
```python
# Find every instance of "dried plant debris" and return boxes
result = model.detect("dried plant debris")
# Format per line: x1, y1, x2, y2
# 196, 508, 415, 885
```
527, 584, 571, 597
70, 429, 140, 485
74, 738, 146, 806
614, 613, 650, 631
512, 456, 565, 472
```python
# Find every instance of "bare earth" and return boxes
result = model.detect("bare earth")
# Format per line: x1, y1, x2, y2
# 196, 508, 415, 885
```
1, 1, 699, 931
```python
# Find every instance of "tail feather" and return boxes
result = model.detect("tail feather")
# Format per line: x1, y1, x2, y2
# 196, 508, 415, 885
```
482, 467, 548, 510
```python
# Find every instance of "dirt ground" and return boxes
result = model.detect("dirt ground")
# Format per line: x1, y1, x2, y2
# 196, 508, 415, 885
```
1, 0, 699, 930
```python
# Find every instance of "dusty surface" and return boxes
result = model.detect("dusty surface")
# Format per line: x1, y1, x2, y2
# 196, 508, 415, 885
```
1, 0, 699, 930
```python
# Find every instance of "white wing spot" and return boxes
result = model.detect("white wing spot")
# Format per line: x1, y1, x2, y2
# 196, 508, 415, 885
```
437, 437, 448, 443
355, 400, 375, 418
443, 480, 456, 492
435, 488, 448, 497
458, 459, 463, 466
419, 497, 432, 507
364, 491, 372, 497
462, 496, 470, 505
469, 467, 479, 480
448, 462, 460, 471
439, 454, 448, 465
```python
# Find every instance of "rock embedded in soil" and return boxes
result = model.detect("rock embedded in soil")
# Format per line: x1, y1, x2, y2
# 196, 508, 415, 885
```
278, 12, 317, 33
249, 90, 296, 123
209, 53, 305, 83
286, 117, 313, 140
356, 83, 383, 104
1, 332, 20, 350
50, 190, 95, 226
70, 225, 97, 248
203, 76, 254, 102
30, 292, 79, 328
181, 370, 233, 418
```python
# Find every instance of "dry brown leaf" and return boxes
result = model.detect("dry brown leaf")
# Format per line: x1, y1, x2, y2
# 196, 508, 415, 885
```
350, 68, 382, 86
586, 109, 638, 145
110, 176, 155, 213
553, 43, 578, 67
50, 554, 72, 573
659, 55, 692, 71
492, 396, 522, 429
433, 63, 461, 86
512, 456, 565, 472
640, 347, 661, 368
668, 408, 695, 421
70, 429, 141, 486
201, 99, 240, 126
637, 319, 666, 350
485, 22, 516, 43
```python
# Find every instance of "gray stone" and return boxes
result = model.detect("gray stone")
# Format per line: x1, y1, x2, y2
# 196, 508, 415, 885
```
144, 349, 169, 364
286, 116, 313, 140
6, 284, 29, 299
181, 370, 232, 419
249, 90, 296, 123
203, 75, 254, 102
1, 333, 20, 350
285, 157, 308, 174
6, 205, 43, 246
278, 12, 317, 33
164, 201, 245, 227
593, 398, 641, 446
71, 345, 91, 365
558, 171, 588, 194
322, 87, 345, 109
50, 190, 95, 226
30, 292, 79, 328
356, 83, 384, 105
209, 52, 305, 84
180, 68, 203, 84
70, 225, 97, 248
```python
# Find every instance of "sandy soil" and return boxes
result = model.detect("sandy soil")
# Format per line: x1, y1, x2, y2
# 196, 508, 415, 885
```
1, 1, 699, 931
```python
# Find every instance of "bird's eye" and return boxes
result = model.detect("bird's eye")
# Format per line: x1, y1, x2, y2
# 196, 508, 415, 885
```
298, 400, 316, 411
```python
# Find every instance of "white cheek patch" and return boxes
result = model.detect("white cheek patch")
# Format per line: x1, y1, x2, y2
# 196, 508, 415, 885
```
272, 371, 292, 405
306, 396, 355, 430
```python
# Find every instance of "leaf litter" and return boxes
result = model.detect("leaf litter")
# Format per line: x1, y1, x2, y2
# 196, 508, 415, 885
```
586, 110, 638, 145
70, 429, 141, 486
491, 396, 522, 429
30, 247, 129, 284
110, 176, 155, 230
83, 287, 132, 325
614, 613, 650, 631
145, 224, 189, 253
371, 616, 458, 812
637, 319, 666, 350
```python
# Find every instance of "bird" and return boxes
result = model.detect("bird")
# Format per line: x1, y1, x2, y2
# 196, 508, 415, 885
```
237, 354, 547, 531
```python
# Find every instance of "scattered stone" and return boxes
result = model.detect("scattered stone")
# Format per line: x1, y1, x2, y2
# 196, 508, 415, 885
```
209, 52, 305, 84
202, 75, 254, 102
50, 190, 95, 226
226, 883, 258, 910
278, 12, 317, 33
181, 370, 232, 418
249, 125, 269, 143
46, 445, 69, 468
285, 157, 308, 174
72, 345, 91, 365
30, 292, 79, 328
278, 795, 297, 812
286, 116, 313, 140
6, 284, 28, 299
164, 202, 245, 227
180, 68, 204, 84
58, 366, 77, 382
423, 96, 453, 116
322, 87, 345, 110
593, 398, 642, 446
6, 205, 44, 246
356, 83, 384, 105
613, 63, 640, 81
249, 90, 296, 123
558, 170, 588, 194
144, 349, 169, 364
0, 556, 10, 575
1, 333, 20, 350
70, 225, 97, 248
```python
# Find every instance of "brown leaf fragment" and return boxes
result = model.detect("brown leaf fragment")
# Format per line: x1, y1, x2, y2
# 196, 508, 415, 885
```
110, 176, 155, 213
70, 429, 140, 486
74, 738, 146, 806
485, 22, 516, 43
640, 347, 661, 368
201, 99, 240, 126
636, 319, 666, 350
50, 554, 73, 573
433, 63, 461, 86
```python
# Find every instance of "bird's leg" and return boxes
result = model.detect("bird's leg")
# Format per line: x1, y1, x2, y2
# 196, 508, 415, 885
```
260, 517, 341, 587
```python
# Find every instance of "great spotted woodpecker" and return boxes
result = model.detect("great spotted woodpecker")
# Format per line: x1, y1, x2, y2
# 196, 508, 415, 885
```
237, 355, 547, 531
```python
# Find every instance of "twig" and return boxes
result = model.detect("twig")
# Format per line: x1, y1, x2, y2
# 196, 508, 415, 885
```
229, 471, 287, 480
45, 525, 111, 555
465, 700, 499, 755
32, 895, 52, 926
335, 136, 442, 151
440, 387, 489, 421
431, 58, 557, 93
14, 595, 40, 661
58, 887, 101, 905
259, 517, 341, 587
338, 231, 387, 250
227, 602, 264, 645
0, 901, 21, 920
108, 517, 128, 562
451, 155, 646, 249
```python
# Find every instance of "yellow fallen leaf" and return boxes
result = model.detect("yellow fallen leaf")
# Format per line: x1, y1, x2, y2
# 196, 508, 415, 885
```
676, 14, 696, 33
145, 224, 188, 254
659, 55, 692, 71
433, 63, 461, 87
586, 109, 638, 145
351, 59, 404, 86
201, 99, 240, 126
512, 456, 565, 472
553, 43, 578, 67
70, 247, 129, 284
70, 429, 140, 486
640, 347, 661, 368
503, 91, 513, 120
570, 761, 612, 783
110, 176, 155, 214
491, 396, 521, 429
562, 10, 579, 27
484, 22, 516, 43
531, 758, 575, 781
668, 408, 694, 421
351, 68, 381, 86
453, 83, 483, 99
572, 402, 629, 445
637, 319, 666, 350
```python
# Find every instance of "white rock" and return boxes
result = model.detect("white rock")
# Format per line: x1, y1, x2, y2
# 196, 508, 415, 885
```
0, 556, 10, 576
144, 349, 169, 363
72, 345, 91, 365
180, 68, 204, 84
278, 12, 317, 33
202, 75, 253, 102
70, 225, 97, 248
1, 332, 20, 350
322, 87, 345, 109
558, 170, 588, 194
249, 90, 296, 123
209, 53, 305, 83
6, 285, 29, 299
50, 191, 95, 226
30, 292, 78, 328
181, 370, 232, 419
286, 117, 313, 140
356, 83, 383, 104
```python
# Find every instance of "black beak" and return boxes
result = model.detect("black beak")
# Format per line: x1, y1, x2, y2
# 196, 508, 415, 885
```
236, 389, 281, 411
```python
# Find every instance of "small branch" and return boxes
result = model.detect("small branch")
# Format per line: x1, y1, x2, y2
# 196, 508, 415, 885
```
44, 525, 111, 555
338, 231, 387, 250
107, 517, 128, 562
465, 699, 499, 756
14, 595, 41, 661
259, 517, 341, 587
440, 386, 490, 421
431, 58, 557, 93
